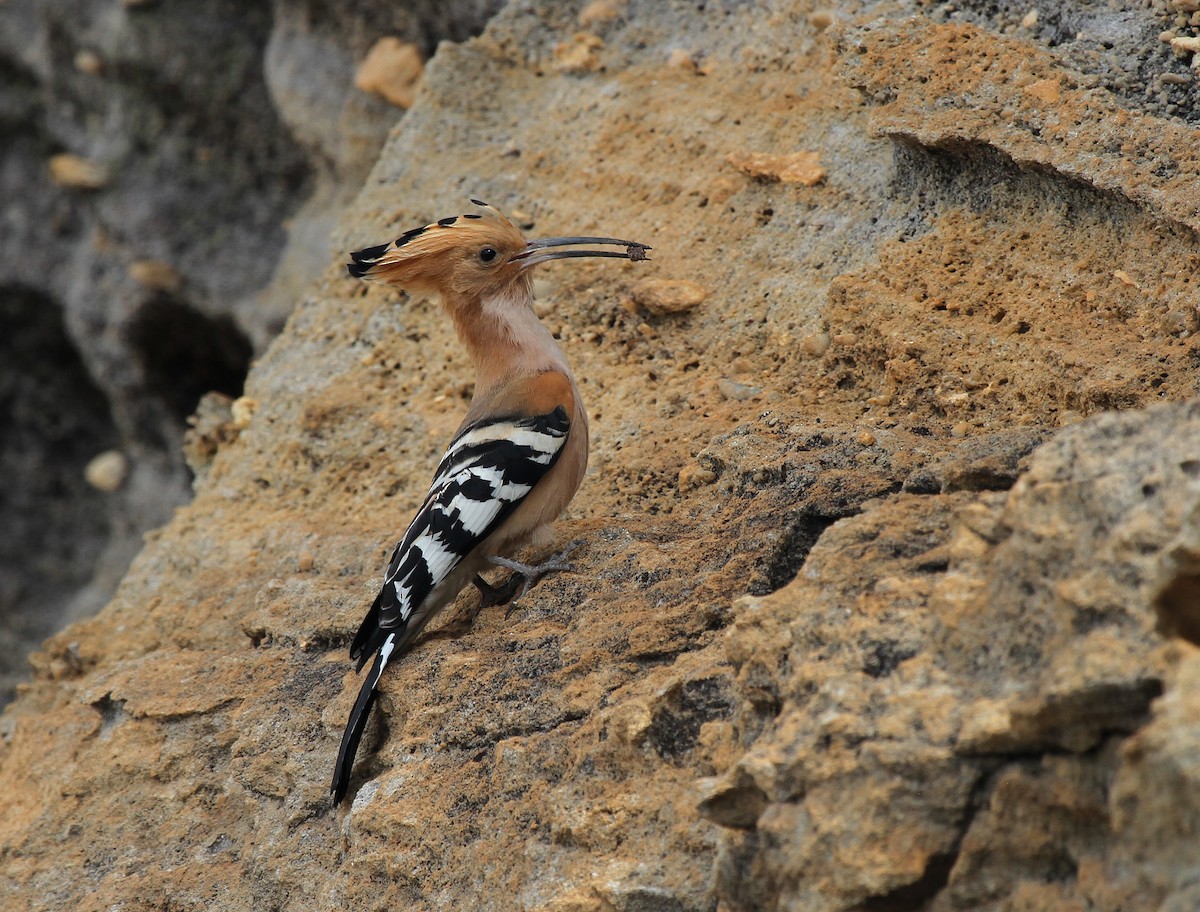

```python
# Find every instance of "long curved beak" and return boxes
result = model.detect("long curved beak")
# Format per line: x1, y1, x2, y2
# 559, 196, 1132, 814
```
514, 235, 651, 268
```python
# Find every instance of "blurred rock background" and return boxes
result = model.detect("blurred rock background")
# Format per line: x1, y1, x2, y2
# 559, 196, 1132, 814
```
0, 0, 501, 703
1, 1, 1200, 910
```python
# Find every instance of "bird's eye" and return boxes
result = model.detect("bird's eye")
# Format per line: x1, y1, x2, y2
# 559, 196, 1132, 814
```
479, 247, 498, 263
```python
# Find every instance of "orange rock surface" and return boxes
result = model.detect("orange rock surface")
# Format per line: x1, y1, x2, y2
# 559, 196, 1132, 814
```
3, 6, 1200, 912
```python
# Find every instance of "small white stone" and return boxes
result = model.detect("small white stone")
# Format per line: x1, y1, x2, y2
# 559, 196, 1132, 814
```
85, 450, 128, 492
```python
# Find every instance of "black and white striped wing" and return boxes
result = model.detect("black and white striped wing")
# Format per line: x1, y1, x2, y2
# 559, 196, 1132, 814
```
349, 406, 570, 665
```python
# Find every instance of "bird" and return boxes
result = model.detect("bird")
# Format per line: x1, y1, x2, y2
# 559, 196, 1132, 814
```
330, 200, 649, 804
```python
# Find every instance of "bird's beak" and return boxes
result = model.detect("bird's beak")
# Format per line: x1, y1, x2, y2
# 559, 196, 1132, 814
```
514, 235, 651, 268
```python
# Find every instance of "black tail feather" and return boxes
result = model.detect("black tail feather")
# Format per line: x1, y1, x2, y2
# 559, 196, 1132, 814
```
331, 649, 385, 804
351, 589, 385, 670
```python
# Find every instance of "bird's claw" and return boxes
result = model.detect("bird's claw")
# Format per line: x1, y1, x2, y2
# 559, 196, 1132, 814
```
476, 541, 583, 619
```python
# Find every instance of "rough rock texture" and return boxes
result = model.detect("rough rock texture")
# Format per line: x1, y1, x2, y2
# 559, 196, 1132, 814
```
715, 400, 1200, 911
3, 1, 1200, 910
0, 0, 501, 703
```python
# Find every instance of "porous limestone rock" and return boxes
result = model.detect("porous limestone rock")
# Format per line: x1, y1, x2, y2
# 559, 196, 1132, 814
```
2, 2, 1200, 911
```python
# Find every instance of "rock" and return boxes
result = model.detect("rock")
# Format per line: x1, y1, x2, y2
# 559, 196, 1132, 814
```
630, 279, 707, 315
508, 208, 535, 230
0, 0, 501, 720
1155, 528, 1200, 647
4, 2, 1200, 910
354, 38, 424, 109
73, 49, 103, 75
809, 10, 835, 32
1109, 646, 1200, 905
1170, 35, 1200, 55
726, 150, 825, 185
578, 1, 622, 28
182, 391, 238, 479
128, 260, 183, 294
230, 396, 258, 429
677, 463, 717, 491
1111, 268, 1139, 289
800, 332, 830, 356
697, 766, 769, 829
47, 153, 109, 189
713, 401, 1200, 911
666, 48, 697, 72
902, 429, 1046, 494
553, 32, 605, 72
83, 451, 128, 492
0, 288, 118, 705
837, 19, 1200, 233
717, 379, 761, 401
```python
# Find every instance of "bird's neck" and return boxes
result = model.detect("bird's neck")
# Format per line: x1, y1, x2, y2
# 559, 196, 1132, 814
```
445, 284, 571, 393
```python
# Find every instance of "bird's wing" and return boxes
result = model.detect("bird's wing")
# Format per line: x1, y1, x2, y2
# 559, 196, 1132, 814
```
349, 405, 570, 667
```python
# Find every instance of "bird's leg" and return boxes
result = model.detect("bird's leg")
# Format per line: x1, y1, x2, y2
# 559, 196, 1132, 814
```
434, 574, 519, 638
479, 541, 582, 618
472, 573, 523, 611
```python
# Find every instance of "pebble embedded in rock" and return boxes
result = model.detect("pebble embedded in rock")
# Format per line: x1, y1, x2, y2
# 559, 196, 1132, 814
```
809, 10, 835, 31
231, 397, 258, 429
48, 154, 109, 189
630, 279, 708, 315
354, 38, 424, 109
678, 463, 718, 489
666, 49, 697, 72
128, 260, 183, 293
1112, 269, 1140, 289
1022, 78, 1060, 103
718, 379, 761, 401
553, 33, 605, 72
801, 333, 831, 356
579, 0, 621, 27
1171, 35, 1200, 55
84, 450, 128, 492
726, 150, 825, 185
74, 50, 103, 75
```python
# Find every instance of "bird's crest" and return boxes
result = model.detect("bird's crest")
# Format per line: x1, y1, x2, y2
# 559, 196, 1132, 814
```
347, 200, 526, 292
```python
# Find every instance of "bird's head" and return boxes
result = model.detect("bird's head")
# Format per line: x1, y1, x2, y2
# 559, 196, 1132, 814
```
347, 200, 649, 303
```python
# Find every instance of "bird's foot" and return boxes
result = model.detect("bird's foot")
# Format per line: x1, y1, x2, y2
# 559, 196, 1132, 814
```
476, 541, 582, 619
472, 573, 523, 612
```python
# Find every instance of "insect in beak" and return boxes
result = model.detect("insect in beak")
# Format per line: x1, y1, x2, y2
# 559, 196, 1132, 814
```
514, 236, 651, 268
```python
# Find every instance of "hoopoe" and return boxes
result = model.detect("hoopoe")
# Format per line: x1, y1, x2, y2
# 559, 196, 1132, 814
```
331, 200, 649, 803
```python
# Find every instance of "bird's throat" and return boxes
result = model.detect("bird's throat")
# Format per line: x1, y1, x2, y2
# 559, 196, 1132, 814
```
447, 287, 570, 391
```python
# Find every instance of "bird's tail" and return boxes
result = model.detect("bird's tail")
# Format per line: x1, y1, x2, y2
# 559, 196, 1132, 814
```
331, 632, 396, 804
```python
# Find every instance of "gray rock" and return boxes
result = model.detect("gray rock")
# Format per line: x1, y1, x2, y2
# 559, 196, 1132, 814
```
0, 0, 502, 705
